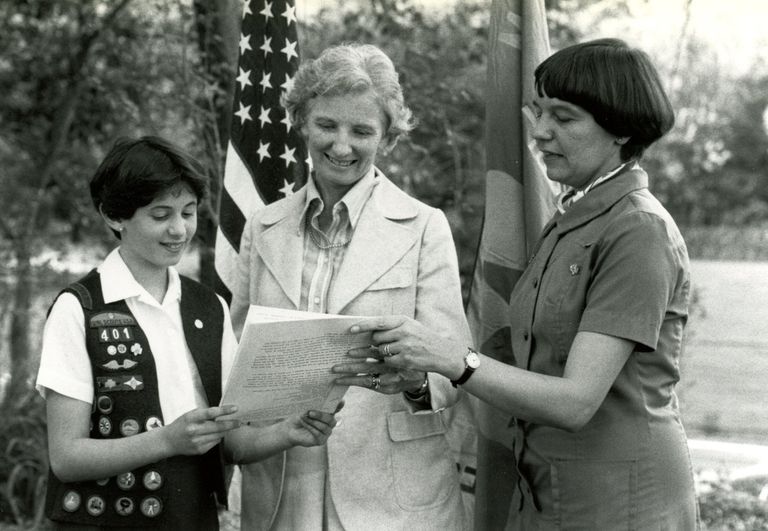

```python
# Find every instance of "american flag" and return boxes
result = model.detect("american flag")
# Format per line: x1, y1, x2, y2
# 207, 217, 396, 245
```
215, 0, 308, 298
466, 0, 561, 525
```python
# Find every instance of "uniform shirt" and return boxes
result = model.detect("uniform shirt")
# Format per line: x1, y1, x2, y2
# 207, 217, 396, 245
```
505, 166, 698, 529
36, 248, 238, 424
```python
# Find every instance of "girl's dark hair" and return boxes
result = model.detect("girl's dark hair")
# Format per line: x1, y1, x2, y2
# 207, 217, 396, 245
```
89, 136, 207, 238
534, 38, 674, 160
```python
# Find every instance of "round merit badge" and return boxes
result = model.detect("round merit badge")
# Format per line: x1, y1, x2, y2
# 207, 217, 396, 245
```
97, 395, 113, 414
117, 471, 136, 490
115, 497, 135, 516
143, 470, 163, 491
62, 491, 81, 512
140, 496, 162, 517
145, 416, 163, 431
98, 416, 112, 436
119, 418, 140, 437
85, 495, 106, 516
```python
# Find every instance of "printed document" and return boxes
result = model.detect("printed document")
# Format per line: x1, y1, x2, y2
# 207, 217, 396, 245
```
220, 305, 372, 422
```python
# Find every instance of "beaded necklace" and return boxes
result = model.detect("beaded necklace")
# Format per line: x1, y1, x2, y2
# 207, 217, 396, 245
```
305, 214, 352, 249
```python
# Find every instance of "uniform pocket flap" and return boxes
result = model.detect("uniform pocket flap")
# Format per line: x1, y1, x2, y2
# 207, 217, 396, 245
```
387, 410, 446, 442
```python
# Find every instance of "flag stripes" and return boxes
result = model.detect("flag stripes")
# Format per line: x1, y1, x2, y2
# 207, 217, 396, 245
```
215, 0, 307, 298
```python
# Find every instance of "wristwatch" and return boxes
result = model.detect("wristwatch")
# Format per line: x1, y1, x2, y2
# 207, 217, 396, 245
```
450, 347, 480, 387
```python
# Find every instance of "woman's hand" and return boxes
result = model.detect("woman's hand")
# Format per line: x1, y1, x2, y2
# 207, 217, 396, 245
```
162, 405, 242, 456
333, 316, 465, 388
279, 401, 344, 448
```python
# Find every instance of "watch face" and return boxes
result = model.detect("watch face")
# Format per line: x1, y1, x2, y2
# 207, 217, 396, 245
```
466, 350, 481, 369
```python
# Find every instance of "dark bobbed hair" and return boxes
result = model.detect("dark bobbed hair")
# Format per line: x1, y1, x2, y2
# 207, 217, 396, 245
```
89, 136, 207, 239
534, 38, 674, 161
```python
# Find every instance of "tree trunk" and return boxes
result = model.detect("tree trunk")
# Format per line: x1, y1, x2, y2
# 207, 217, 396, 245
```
193, 0, 240, 288
3, 240, 32, 409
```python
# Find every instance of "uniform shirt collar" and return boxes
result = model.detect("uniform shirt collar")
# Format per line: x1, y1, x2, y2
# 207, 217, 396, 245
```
555, 166, 649, 234
302, 166, 379, 228
98, 247, 182, 306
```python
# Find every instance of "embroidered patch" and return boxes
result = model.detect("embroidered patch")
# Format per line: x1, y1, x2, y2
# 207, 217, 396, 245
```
85, 495, 106, 516
96, 375, 144, 392
90, 312, 136, 328
115, 497, 135, 516
120, 418, 140, 437
97, 416, 112, 436
143, 470, 163, 491
140, 496, 162, 517
96, 395, 113, 414
117, 472, 135, 490
99, 326, 135, 342
101, 359, 138, 371
145, 416, 163, 431
62, 490, 81, 512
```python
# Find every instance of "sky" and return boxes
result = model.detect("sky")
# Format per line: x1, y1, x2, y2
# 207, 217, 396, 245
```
294, 0, 768, 76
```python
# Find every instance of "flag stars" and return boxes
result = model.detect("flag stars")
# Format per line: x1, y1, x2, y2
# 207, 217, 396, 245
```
242, 0, 252, 18
235, 102, 253, 125
281, 110, 292, 133
281, 4, 297, 26
260, 1, 273, 21
279, 179, 295, 197
258, 106, 272, 128
239, 33, 252, 55
260, 36, 273, 57
259, 71, 272, 93
281, 73, 295, 93
280, 145, 297, 167
257, 141, 271, 162
236, 68, 252, 91
281, 38, 298, 62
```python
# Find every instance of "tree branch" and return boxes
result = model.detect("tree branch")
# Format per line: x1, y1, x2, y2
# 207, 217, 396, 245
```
22, 0, 134, 240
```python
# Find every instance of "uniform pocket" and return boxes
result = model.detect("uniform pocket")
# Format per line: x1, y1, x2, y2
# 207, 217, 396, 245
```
550, 458, 637, 530
386, 411, 457, 510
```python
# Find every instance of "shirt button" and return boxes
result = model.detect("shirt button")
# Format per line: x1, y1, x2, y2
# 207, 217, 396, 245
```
314, 297, 321, 305
523, 330, 529, 341
532, 278, 538, 288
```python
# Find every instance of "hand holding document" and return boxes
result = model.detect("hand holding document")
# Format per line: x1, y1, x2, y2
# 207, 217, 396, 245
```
220, 305, 371, 423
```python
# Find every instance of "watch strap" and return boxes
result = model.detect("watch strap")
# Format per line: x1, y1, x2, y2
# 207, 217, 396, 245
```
450, 348, 478, 387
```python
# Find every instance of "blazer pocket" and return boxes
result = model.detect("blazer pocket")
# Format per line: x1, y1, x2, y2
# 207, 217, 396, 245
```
386, 411, 458, 511
368, 266, 413, 291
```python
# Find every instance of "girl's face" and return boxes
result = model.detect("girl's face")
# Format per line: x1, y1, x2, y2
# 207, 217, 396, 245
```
108, 183, 198, 278
301, 89, 389, 204
531, 93, 624, 190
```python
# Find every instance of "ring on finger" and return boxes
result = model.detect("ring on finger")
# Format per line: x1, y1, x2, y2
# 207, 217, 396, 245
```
370, 373, 381, 390
382, 344, 393, 357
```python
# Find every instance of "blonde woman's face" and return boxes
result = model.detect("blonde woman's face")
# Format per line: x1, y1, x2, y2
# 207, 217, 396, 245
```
302, 90, 388, 202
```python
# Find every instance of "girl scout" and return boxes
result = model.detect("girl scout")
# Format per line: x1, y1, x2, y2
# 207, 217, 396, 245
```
37, 137, 339, 529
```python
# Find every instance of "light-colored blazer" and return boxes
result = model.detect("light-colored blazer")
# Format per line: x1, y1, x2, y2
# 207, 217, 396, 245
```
230, 172, 473, 530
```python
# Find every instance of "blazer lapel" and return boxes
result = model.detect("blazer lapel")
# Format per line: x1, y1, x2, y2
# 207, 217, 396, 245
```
253, 190, 307, 309
330, 178, 419, 314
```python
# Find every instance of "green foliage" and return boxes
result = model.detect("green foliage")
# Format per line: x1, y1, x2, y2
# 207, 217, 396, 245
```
0, 392, 48, 527
682, 225, 768, 261
0, 0, 212, 246
699, 484, 768, 530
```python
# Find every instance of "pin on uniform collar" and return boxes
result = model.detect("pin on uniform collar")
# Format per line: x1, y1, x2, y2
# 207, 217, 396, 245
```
194, 319, 203, 329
